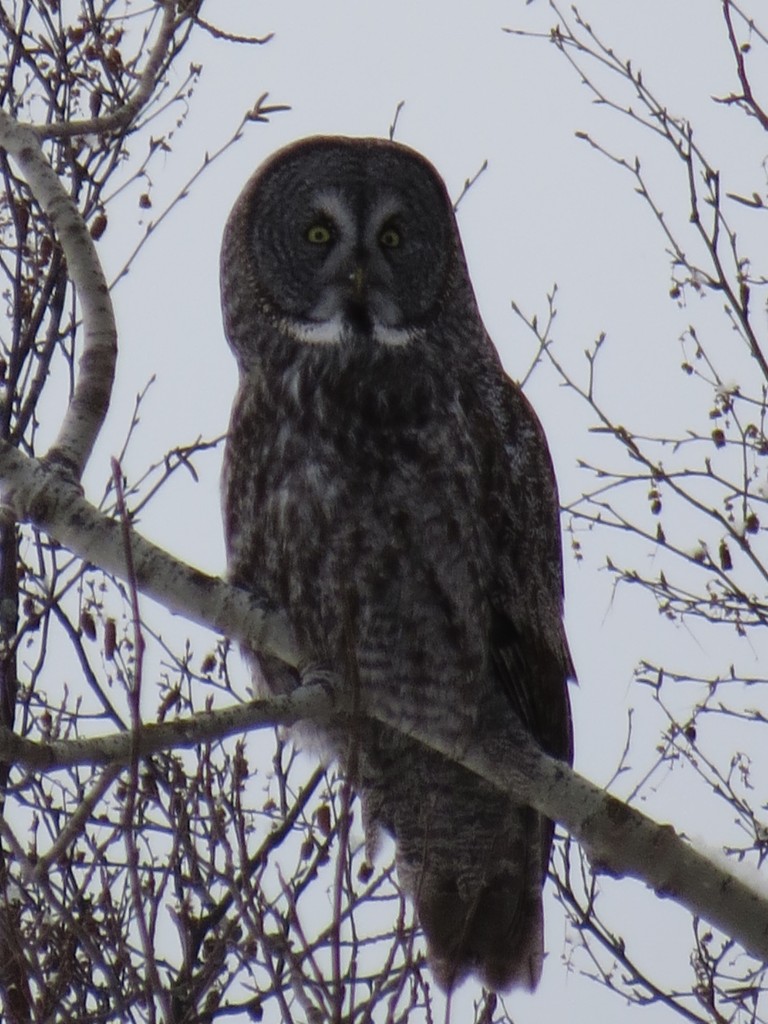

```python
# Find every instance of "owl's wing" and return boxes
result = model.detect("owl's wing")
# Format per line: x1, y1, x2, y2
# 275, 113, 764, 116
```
484, 373, 574, 765
490, 607, 574, 764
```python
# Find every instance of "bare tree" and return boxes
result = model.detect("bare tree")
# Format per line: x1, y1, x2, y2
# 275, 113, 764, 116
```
1, 3, 767, 1024
508, 2, 768, 1020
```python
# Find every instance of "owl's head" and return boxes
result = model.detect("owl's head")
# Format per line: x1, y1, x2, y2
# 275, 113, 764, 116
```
221, 136, 475, 362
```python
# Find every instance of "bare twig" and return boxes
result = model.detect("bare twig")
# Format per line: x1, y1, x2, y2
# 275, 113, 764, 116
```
1, 673, 767, 972
36, 1, 178, 140
0, 441, 297, 667
720, 0, 768, 130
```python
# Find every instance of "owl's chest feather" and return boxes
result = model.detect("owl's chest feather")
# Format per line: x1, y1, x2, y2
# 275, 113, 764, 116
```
254, 392, 465, 559
224, 356, 490, 666
238, 354, 465, 516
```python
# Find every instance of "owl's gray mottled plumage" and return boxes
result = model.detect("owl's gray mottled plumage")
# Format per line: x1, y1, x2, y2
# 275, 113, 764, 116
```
220, 136, 574, 993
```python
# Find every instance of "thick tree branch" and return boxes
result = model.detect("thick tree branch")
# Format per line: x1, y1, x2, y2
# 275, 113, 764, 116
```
0, 110, 116, 478
0, 685, 333, 770
1, 669, 766, 971
0, 441, 296, 668
1, 419, 766, 980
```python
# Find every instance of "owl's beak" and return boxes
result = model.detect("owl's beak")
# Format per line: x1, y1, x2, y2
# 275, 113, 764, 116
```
342, 263, 374, 335
350, 265, 366, 301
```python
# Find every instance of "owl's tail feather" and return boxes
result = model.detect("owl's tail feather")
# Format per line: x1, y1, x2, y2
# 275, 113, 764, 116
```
362, 730, 552, 994
415, 863, 545, 993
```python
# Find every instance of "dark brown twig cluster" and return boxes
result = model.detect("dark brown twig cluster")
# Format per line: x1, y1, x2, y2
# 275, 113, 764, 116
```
511, 3, 768, 1020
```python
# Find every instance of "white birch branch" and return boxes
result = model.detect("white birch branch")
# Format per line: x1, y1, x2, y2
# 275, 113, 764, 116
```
0, 441, 296, 667
0, 685, 332, 770
0, 440, 767, 969
1, 671, 767, 968
0, 109, 116, 477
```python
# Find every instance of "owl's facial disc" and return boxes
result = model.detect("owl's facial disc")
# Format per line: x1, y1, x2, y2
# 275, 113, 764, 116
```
286, 202, 423, 348
270, 191, 436, 348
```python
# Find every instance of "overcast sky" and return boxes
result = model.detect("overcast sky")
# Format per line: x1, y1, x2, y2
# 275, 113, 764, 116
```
77, 2, 768, 1020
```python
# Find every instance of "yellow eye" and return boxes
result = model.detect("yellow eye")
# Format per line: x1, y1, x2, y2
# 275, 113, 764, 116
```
307, 223, 332, 244
379, 226, 401, 249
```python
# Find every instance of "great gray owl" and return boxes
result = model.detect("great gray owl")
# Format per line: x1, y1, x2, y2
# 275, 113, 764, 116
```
220, 136, 574, 993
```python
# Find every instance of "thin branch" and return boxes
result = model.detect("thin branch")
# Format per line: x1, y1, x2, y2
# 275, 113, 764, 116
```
30, 764, 120, 882
1, 437, 767, 977
36, 1, 178, 140
0, 441, 296, 668
721, 0, 768, 131
112, 456, 165, 1022
1, 676, 767, 974
453, 159, 488, 212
